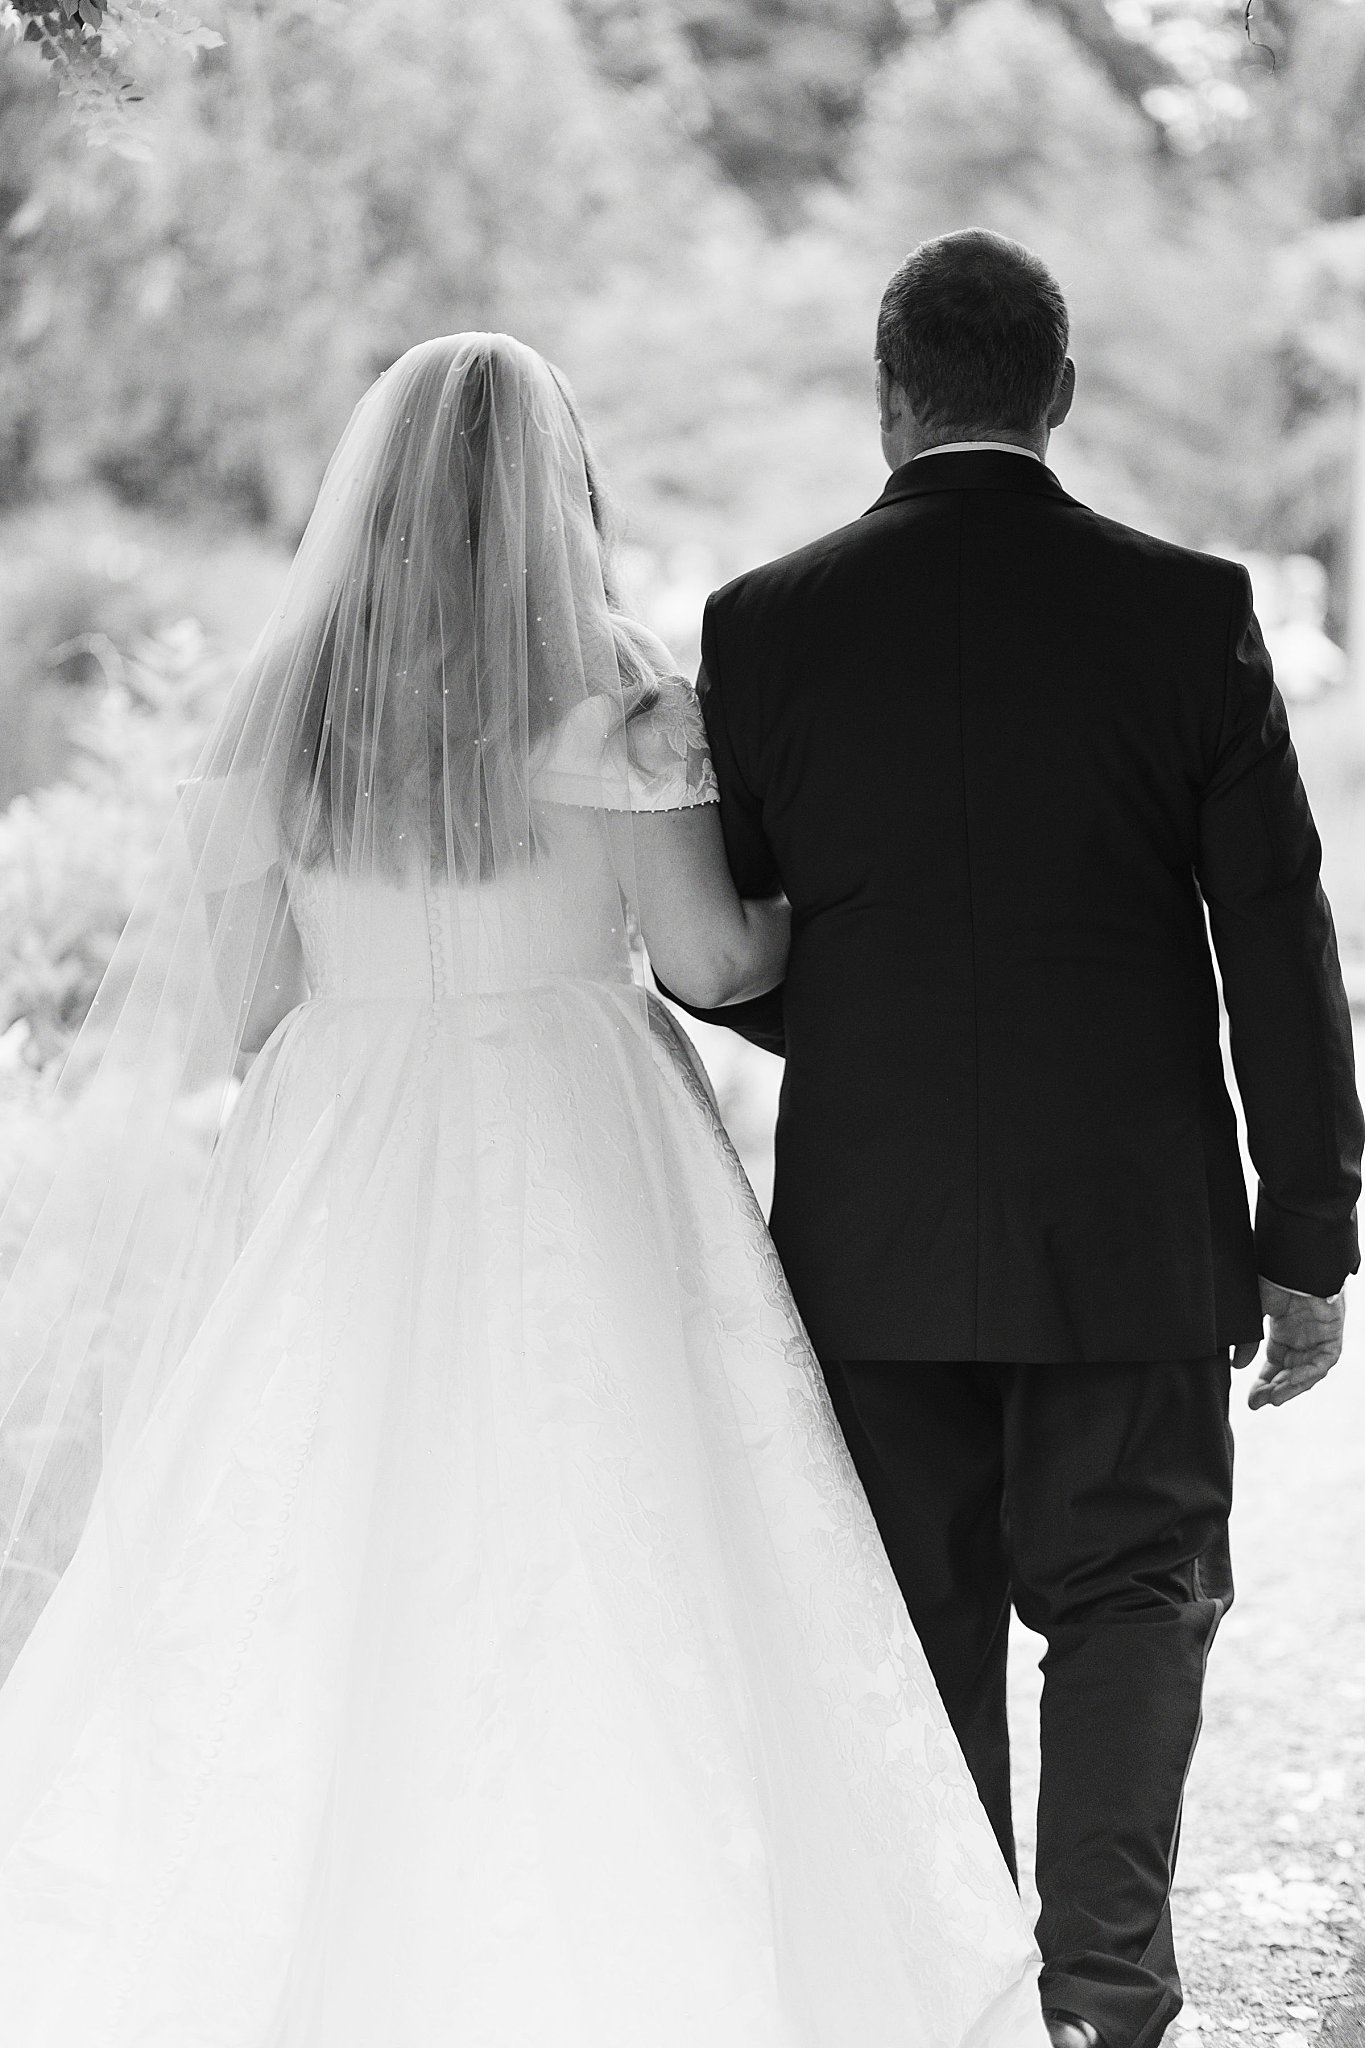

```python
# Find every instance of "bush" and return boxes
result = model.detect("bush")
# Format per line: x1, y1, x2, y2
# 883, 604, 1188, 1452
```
0, 618, 227, 1070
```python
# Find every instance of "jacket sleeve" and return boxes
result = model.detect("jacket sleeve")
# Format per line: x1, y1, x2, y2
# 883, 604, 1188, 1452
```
654, 593, 787, 1058
1195, 566, 1362, 1295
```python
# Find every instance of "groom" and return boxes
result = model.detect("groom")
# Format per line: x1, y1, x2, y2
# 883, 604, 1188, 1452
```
668, 230, 1363, 2048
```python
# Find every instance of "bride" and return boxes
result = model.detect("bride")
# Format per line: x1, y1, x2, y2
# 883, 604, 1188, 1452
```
0, 333, 1047, 2047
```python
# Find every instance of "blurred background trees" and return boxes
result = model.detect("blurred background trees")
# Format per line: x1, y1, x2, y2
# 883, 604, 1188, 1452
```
2, 0, 1362, 560
0, 0, 1363, 1092
3, 0, 1363, 588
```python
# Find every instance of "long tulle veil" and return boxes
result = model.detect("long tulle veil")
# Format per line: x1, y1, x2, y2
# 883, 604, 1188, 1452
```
0, 332, 646, 1691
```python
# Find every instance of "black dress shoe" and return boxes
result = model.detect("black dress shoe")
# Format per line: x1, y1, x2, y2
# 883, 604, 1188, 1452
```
1042, 2011, 1104, 2048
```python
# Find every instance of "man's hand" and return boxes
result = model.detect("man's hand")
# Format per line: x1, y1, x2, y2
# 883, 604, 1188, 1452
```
1232, 1277, 1347, 1409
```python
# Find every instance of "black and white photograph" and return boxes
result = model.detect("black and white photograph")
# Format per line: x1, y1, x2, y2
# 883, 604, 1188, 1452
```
0, 2, 1361, 2044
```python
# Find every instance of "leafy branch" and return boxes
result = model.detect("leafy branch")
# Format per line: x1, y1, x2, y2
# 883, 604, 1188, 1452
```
0, 0, 222, 155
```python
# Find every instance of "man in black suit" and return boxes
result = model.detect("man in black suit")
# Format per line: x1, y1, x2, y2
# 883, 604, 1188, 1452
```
668, 230, 1363, 2048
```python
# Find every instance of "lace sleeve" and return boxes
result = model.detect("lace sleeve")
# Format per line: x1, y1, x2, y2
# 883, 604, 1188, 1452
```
625, 679, 720, 813
532, 682, 719, 814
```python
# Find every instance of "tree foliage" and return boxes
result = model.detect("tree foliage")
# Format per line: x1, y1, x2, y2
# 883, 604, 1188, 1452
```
844, 0, 1292, 545
0, 0, 1361, 597
0, 0, 221, 153
575, 0, 1278, 218
2, 0, 724, 529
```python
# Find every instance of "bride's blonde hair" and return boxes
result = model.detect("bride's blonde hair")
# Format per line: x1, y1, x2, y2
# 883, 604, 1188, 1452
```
548, 361, 661, 719
272, 335, 657, 882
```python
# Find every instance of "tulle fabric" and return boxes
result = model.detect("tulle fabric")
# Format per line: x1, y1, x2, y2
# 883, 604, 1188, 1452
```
0, 333, 1046, 2045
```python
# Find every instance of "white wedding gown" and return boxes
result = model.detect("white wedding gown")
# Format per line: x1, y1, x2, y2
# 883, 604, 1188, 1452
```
0, 682, 1047, 2047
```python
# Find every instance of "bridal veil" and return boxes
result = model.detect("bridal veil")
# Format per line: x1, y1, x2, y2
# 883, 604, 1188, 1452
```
0, 335, 652, 1675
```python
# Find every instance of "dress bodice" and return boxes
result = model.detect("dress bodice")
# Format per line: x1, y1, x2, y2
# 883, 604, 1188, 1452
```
284, 857, 634, 1001
281, 676, 718, 1002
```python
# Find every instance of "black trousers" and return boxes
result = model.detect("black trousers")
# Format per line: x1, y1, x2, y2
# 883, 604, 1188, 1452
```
822, 1358, 1234, 2048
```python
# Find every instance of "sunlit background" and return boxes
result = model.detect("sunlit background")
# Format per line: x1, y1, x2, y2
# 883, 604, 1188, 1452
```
1, 4, 1364, 2038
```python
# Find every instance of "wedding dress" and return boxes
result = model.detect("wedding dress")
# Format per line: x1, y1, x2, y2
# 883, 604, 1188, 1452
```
0, 334, 1048, 2047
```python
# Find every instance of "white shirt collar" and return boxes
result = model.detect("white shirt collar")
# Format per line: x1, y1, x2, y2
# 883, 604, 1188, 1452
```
912, 441, 1043, 463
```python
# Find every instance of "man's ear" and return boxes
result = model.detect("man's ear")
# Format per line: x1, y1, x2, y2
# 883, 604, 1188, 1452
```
876, 360, 900, 435
1048, 357, 1076, 430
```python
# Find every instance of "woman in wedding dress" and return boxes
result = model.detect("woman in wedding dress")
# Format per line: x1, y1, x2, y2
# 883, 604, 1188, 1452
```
0, 333, 1048, 2047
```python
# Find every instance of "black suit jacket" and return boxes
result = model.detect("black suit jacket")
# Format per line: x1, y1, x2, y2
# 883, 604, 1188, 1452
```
672, 450, 1362, 1362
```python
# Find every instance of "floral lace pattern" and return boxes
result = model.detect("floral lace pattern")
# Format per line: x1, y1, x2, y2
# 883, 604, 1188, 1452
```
531, 677, 720, 813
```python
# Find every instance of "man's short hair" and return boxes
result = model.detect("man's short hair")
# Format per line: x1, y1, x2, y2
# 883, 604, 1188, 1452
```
875, 229, 1069, 437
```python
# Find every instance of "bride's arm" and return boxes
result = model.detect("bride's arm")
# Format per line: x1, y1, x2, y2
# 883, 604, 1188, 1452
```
204, 879, 309, 1070
611, 806, 790, 1009
239, 890, 308, 1058
183, 776, 309, 1067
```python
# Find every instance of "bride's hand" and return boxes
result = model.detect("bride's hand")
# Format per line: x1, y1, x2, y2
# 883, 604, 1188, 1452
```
1235, 1276, 1347, 1409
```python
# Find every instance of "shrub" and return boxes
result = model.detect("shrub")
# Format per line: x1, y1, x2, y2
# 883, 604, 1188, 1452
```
0, 617, 227, 1070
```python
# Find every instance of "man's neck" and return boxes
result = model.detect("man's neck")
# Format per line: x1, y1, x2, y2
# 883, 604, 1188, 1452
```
885, 427, 1049, 467
911, 439, 1043, 465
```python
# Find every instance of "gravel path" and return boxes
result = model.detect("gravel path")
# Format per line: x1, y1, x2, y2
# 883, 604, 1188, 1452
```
1002, 1028, 1365, 2048
1007, 1287, 1365, 2048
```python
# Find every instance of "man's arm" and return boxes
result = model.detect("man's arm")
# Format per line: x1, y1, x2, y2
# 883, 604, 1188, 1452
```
657, 596, 788, 1057
1196, 567, 1363, 1309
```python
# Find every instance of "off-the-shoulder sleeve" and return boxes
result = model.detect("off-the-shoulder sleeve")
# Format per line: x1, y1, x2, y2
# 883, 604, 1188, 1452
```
532, 683, 720, 814
177, 773, 285, 891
